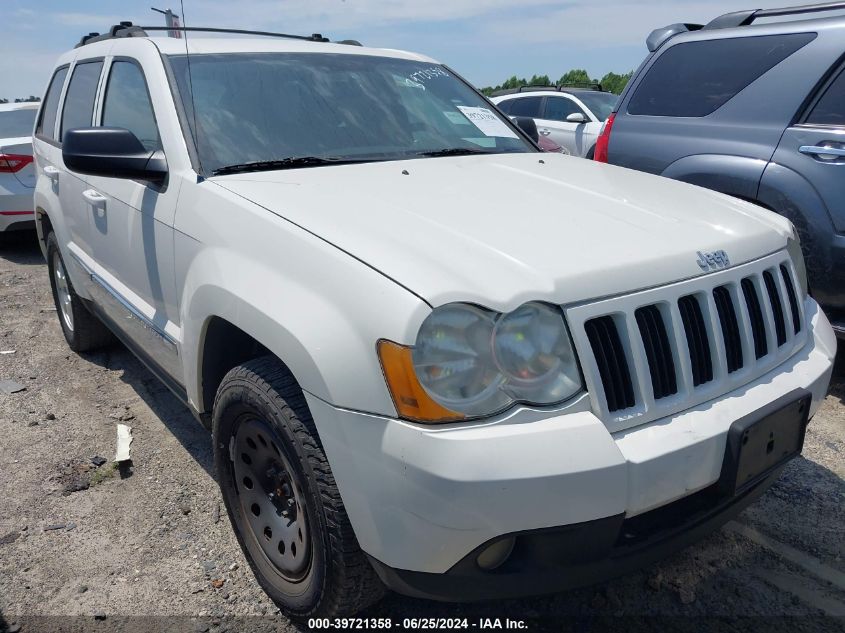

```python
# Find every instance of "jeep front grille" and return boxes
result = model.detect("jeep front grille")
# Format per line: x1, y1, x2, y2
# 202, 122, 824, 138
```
635, 305, 678, 400
569, 252, 806, 431
677, 294, 713, 387
584, 316, 636, 412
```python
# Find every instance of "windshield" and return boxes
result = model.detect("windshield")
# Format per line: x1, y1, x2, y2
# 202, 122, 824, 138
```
167, 52, 534, 174
0, 108, 37, 139
575, 92, 619, 121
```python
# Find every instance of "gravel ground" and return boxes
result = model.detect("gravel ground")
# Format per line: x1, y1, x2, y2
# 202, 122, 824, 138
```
0, 230, 843, 633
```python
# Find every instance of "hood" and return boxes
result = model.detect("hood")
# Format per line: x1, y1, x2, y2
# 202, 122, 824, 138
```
213, 153, 791, 312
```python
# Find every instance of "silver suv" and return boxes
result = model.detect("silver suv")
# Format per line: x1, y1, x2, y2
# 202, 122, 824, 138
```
597, 2, 845, 339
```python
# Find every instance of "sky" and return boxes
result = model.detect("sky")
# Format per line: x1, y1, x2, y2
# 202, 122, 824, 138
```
0, 0, 816, 100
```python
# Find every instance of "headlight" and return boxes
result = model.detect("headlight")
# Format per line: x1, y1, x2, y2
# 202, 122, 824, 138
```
389, 302, 582, 421
787, 230, 808, 297
492, 302, 582, 405
412, 304, 511, 417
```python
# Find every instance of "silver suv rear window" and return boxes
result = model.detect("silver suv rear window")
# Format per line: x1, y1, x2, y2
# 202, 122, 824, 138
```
628, 33, 816, 117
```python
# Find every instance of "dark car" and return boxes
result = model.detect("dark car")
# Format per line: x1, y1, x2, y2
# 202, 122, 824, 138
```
596, 2, 845, 339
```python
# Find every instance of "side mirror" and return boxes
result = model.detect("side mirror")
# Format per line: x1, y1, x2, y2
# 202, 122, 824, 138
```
513, 116, 539, 143
62, 127, 167, 183
566, 112, 588, 124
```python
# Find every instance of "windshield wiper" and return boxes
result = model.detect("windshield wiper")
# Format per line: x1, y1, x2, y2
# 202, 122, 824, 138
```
211, 156, 370, 176
415, 147, 496, 158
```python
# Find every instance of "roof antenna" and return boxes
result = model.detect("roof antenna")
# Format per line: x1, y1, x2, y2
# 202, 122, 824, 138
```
176, 0, 203, 178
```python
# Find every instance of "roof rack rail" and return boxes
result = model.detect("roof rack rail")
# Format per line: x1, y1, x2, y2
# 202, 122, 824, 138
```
705, 1, 845, 30
557, 82, 603, 91
76, 21, 146, 47
140, 26, 331, 42
490, 83, 604, 97
75, 21, 334, 48
517, 85, 558, 93
523, 83, 604, 92
647, 3, 845, 51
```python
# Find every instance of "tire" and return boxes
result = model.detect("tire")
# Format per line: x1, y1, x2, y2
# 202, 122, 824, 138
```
46, 231, 114, 352
212, 357, 385, 618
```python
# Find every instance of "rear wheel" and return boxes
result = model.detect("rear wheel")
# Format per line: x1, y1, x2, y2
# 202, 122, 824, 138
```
212, 357, 385, 618
46, 231, 114, 352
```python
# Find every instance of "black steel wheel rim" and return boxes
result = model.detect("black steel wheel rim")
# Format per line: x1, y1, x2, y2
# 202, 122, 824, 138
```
233, 417, 311, 581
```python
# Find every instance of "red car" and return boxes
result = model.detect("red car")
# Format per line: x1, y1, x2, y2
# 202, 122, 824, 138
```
537, 135, 566, 153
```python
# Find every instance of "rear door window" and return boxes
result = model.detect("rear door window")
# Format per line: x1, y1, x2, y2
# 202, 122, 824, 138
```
508, 96, 543, 117
60, 60, 104, 142
543, 96, 585, 121
101, 61, 162, 151
628, 33, 816, 117
36, 66, 69, 141
805, 68, 845, 127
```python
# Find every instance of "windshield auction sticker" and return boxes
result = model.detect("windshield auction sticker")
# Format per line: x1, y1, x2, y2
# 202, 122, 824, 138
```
456, 106, 519, 138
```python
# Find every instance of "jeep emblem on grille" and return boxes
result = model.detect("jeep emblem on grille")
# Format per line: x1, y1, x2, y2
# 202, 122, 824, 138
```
696, 250, 730, 271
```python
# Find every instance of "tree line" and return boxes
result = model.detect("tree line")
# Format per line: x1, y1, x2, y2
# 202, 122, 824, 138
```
480, 69, 633, 96
0, 96, 41, 104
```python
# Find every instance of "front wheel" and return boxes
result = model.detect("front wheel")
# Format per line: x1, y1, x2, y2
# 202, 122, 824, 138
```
212, 357, 385, 618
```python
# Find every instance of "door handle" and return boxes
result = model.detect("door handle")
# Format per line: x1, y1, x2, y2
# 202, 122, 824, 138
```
799, 145, 845, 160
539, 129, 551, 136
43, 165, 60, 180
82, 189, 107, 210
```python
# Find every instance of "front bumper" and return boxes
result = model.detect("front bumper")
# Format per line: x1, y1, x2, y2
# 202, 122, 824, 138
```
367, 465, 782, 601
306, 298, 835, 590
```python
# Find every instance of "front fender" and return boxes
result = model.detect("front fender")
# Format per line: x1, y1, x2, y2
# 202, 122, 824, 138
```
178, 240, 430, 418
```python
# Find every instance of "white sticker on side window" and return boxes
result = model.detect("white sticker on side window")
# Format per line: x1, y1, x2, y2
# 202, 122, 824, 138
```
456, 106, 519, 138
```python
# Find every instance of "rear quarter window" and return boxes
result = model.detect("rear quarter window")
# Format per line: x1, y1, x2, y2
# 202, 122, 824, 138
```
628, 33, 816, 117
36, 66, 69, 141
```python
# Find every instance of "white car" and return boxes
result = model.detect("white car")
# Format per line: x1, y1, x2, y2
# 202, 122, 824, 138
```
33, 24, 836, 619
491, 87, 618, 158
0, 102, 39, 232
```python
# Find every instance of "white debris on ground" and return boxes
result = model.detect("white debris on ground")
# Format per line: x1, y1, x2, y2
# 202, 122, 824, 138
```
114, 424, 132, 463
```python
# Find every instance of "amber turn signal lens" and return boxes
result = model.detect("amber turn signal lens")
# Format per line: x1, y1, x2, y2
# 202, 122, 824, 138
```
377, 340, 465, 423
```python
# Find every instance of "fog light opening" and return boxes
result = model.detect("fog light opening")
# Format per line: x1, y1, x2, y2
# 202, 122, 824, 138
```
476, 537, 515, 571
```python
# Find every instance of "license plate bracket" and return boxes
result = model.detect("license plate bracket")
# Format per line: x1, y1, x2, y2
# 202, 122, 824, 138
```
719, 390, 811, 496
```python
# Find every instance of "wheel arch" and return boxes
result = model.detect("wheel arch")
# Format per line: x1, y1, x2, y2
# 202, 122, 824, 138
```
190, 292, 329, 416
757, 161, 841, 307
34, 207, 53, 259
661, 154, 769, 201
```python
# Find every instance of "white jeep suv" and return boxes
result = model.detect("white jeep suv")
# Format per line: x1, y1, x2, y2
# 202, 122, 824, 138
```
32, 23, 836, 618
